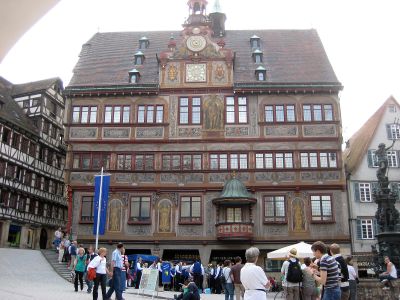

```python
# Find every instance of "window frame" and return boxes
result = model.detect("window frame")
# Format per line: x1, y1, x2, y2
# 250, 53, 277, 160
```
225, 96, 248, 124
264, 104, 296, 123
360, 218, 374, 239
178, 97, 202, 125
255, 152, 294, 169
209, 153, 248, 170
310, 194, 334, 223
263, 195, 287, 224
302, 104, 334, 122
226, 207, 242, 223
128, 195, 151, 224
358, 182, 372, 203
137, 104, 164, 124
162, 153, 202, 171
72, 106, 98, 124
80, 196, 94, 223
104, 105, 131, 124
179, 195, 202, 224
300, 151, 337, 168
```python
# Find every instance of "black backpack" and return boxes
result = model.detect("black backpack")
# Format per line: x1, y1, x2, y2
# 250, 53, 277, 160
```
286, 259, 303, 283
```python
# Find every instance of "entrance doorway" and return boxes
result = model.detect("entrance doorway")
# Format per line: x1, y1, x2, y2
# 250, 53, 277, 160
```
162, 249, 200, 264
209, 249, 246, 264
8, 224, 21, 247
39, 228, 47, 249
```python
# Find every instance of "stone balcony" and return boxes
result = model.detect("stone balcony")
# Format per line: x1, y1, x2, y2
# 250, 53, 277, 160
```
216, 222, 254, 240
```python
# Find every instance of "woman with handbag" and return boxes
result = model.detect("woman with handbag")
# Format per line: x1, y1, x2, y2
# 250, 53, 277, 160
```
88, 248, 112, 300
73, 247, 87, 292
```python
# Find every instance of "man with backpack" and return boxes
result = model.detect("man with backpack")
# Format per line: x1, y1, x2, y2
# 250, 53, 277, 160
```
330, 244, 350, 300
190, 260, 204, 291
281, 248, 303, 300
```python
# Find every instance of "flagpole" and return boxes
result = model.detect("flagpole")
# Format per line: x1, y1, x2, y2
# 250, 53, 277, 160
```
95, 167, 104, 250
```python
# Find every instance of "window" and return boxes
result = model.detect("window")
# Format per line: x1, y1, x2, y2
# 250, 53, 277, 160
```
302, 104, 333, 121
300, 152, 337, 168
265, 259, 284, 272
134, 53, 144, 65
357, 219, 375, 239
42, 120, 50, 134
28, 142, 36, 157
117, 154, 132, 170
50, 125, 57, 139
358, 183, 372, 202
368, 149, 398, 168
180, 196, 201, 223
209, 153, 248, 170
250, 36, 260, 48
20, 138, 29, 153
0, 191, 10, 207
162, 153, 202, 171
12, 133, 20, 149
48, 100, 57, 118
225, 96, 247, 124
311, 195, 333, 222
137, 105, 164, 123
179, 97, 201, 125
388, 105, 397, 113
387, 124, 400, 139
256, 153, 293, 169
264, 196, 286, 223
226, 208, 242, 222
265, 105, 296, 122
2, 128, 11, 144
73, 153, 110, 170
81, 196, 94, 222
72, 106, 97, 123
134, 154, 155, 171
129, 196, 150, 222
139, 37, 149, 49
104, 106, 130, 123
0, 159, 6, 177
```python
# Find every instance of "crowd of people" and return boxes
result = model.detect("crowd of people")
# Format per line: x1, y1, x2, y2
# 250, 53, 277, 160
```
52, 228, 398, 300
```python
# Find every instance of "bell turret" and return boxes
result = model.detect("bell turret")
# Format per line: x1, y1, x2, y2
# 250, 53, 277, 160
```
186, 0, 209, 26
209, 0, 226, 37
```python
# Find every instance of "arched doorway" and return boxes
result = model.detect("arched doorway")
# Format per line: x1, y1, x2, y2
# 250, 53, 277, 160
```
39, 228, 47, 249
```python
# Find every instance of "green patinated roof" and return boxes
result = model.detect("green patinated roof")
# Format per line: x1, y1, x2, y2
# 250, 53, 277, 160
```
217, 177, 255, 199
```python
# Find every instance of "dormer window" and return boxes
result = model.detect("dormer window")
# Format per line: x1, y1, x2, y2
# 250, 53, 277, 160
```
255, 66, 266, 81
139, 37, 149, 49
129, 69, 140, 84
252, 49, 263, 63
134, 51, 145, 65
250, 35, 260, 48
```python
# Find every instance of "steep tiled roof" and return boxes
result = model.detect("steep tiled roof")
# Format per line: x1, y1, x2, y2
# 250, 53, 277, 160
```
343, 96, 400, 174
12, 77, 61, 97
0, 77, 39, 136
68, 29, 339, 87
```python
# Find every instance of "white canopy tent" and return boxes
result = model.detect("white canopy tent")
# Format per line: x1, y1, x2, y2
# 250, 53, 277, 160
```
267, 241, 314, 259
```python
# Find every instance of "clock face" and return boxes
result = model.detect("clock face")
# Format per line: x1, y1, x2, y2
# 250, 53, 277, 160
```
186, 35, 207, 52
186, 64, 207, 82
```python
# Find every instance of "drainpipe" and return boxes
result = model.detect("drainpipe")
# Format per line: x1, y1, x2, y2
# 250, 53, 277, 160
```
345, 169, 354, 254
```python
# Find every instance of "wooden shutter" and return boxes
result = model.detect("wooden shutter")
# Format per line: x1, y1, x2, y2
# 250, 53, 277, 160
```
367, 150, 374, 167
354, 182, 360, 202
373, 218, 379, 237
386, 124, 393, 139
356, 219, 362, 239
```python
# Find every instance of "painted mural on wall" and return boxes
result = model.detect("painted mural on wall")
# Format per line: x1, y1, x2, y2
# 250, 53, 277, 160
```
158, 200, 172, 233
108, 200, 122, 232
203, 95, 224, 130
292, 197, 306, 232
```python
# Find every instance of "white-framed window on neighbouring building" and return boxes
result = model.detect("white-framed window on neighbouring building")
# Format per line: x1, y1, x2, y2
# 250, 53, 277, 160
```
358, 183, 372, 202
357, 218, 374, 239
388, 124, 400, 139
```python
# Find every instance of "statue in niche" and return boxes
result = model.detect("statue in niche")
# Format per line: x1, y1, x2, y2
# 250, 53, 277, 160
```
292, 198, 306, 231
108, 200, 121, 232
204, 95, 224, 130
158, 201, 171, 232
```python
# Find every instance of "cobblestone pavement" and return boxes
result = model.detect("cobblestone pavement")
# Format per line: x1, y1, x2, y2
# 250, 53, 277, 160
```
0, 249, 281, 300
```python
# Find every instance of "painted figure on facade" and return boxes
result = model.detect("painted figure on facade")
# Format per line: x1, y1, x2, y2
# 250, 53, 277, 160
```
204, 95, 224, 130
293, 198, 306, 231
159, 201, 171, 232
109, 200, 121, 232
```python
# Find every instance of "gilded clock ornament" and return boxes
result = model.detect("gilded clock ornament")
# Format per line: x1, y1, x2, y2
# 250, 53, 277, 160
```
186, 35, 207, 52
186, 63, 207, 82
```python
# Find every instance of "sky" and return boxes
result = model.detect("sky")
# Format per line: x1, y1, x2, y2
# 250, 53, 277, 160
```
0, 0, 399, 142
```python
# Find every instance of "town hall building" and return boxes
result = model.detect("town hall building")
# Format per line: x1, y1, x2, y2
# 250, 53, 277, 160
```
65, 0, 349, 267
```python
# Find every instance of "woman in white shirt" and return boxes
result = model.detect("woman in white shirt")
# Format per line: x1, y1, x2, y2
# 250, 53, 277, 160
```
240, 247, 270, 300
346, 256, 358, 300
88, 248, 111, 300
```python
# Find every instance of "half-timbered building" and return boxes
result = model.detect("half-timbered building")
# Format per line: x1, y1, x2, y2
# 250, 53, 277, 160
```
0, 77, 67, 249
65, 0, 350, 267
